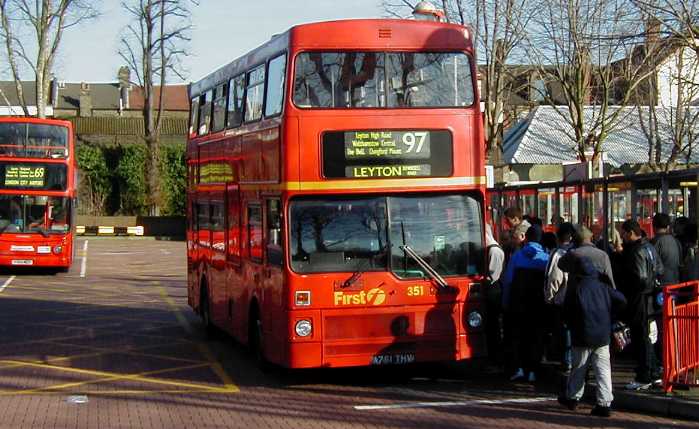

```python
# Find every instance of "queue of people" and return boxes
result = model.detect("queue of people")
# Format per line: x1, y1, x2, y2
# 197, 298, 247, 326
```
485, 208, 698, 417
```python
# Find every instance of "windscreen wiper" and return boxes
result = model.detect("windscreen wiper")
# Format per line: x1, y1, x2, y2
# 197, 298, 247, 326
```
341, 246, 387, 289
399, 245, 449, 289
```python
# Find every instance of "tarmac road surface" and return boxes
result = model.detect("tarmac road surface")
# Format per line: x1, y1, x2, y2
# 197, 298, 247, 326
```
0, 238, 695, 429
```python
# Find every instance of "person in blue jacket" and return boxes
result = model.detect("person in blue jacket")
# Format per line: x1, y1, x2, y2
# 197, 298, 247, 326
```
501, 224, 550, 382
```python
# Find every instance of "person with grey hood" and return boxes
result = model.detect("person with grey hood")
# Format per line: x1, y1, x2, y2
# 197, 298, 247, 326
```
558, 255, 627, 418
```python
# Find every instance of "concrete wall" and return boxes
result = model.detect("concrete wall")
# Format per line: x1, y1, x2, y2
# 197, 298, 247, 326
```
76, 215, 185, 239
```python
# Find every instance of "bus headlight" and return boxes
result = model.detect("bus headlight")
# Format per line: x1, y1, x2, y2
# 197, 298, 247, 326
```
295, 320, 312, 337
467, 311, 482, 328
53, 245, 62, 254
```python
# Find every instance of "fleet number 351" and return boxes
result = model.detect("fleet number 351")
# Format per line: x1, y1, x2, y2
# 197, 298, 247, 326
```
407, 285, 425, 297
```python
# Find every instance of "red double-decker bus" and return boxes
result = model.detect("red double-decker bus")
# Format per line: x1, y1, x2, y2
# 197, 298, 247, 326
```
0, 117, 76, 270
187, 18, 486, 368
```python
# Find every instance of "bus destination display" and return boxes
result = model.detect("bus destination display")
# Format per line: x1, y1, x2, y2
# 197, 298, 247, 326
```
323, 130, 452, 179
0, 163, 66, 190
4, 165, 45, 187
345, 131, 431, 160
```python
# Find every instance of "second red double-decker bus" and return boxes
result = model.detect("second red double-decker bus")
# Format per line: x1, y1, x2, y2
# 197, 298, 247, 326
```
0, 117, 76, 270
187, 18, 486, 368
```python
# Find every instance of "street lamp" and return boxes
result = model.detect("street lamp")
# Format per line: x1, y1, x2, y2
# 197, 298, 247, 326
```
412, 1, 445, 22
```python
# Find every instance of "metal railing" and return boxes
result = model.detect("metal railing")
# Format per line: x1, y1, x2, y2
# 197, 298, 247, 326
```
663, 281, 699, 393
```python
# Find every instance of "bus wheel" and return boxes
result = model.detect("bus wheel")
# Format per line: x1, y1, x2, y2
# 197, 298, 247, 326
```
249, 310, 270, 370
200, 286, 215, 336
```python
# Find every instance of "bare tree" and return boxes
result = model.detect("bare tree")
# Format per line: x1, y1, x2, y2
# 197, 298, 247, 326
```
0, 0, 98, 117
527, 0, 660, 162
119, 0, 193, 215
381, 1, 534, 164
468, 0, 533, 164
634, 0, 699, 52
632, 1, 699, 170
637, 42, 699, 171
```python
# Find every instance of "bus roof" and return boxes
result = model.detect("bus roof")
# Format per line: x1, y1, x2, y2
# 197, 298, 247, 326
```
0, 117, 73, 129
189, 19, 471, 98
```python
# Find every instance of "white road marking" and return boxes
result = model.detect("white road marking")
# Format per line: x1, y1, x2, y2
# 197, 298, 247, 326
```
80, 240, 89, 278
160, 249, 171, 255
354, 396, 556, 411
0, 276, 16, 293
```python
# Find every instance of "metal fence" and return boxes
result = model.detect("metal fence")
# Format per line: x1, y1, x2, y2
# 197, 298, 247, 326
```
663, 281, 699, 393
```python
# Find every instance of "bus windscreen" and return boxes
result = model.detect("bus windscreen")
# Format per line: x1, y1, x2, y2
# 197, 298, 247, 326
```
0, 123, 69, 159
293, 52, 474, 108
0, 195, 70, 235
289, 194, 483, 276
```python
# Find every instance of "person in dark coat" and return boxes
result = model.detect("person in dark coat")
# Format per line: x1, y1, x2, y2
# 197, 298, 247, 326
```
619, 220, 663, 390
559, 255, 627, 417
501, 224, 549, 382
651, 213, 683, 286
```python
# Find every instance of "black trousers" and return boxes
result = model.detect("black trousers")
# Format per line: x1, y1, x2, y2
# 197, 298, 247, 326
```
630, 316, 660, 382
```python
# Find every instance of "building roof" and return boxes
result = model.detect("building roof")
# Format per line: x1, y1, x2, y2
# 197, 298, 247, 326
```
0, 80, 188, 112
130, 85, 189, 111
502, 105, 699, 167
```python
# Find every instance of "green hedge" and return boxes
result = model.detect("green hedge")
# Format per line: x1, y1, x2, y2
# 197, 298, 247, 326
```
77, 142, 186, 216
76, 145, 112, 216
159, 143, 187, 216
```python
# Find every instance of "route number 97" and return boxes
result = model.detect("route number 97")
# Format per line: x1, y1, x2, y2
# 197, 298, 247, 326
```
402, 132, 428, 154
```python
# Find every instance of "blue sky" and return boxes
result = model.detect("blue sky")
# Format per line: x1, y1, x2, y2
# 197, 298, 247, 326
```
55, 0, 387, 84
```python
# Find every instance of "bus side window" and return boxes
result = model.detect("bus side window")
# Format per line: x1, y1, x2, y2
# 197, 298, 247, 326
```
211, 201, 225, 251
266, 199, 283, 266
227, 74, 245, 128
197, 201, 209, 231
198, 90, 212, 135
245, 65, 265, 122
189, 97, 199, 137
247, 203, 262, 263
265, 54, 286, 117
211, 83, 227, 133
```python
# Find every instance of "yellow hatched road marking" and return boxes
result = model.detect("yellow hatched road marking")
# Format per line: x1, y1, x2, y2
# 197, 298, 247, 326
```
0, 360, 238, 394
158, 284, 239, 392
45, 341, 208, 365
0, 338, 204, 371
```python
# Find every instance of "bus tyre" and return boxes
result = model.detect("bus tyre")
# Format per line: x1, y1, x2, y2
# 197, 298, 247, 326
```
200, 286, 215, 337
249, 312, 270, 371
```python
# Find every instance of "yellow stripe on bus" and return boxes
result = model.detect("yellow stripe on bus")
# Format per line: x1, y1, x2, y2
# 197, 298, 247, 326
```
235, 176, 486, 192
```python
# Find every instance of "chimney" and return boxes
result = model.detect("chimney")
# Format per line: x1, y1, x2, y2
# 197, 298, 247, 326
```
79, 82, 92, 117
646, 16, 662, 51
50, 78, 59, 107
117, 66, 131, 113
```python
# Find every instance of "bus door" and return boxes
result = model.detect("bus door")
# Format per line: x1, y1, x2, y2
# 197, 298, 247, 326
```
262, 198, 284, 362
209, 195, 227, 326
245, 202, 265, 336
187, 195, 196, 293
225, 185, 243, 337
195, 195, 210, 285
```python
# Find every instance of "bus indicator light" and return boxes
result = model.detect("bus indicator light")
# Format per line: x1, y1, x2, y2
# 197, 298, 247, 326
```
295, 291, 311, 306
